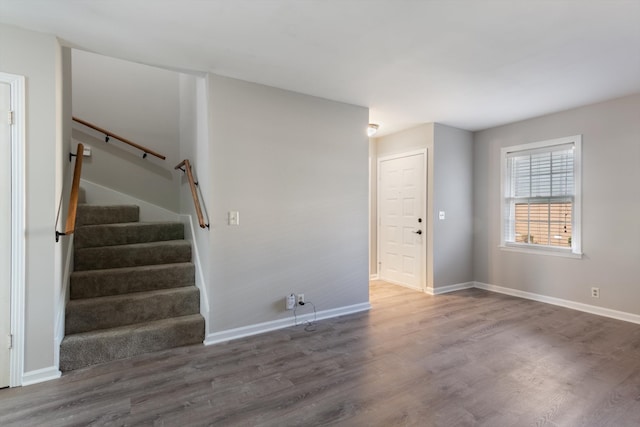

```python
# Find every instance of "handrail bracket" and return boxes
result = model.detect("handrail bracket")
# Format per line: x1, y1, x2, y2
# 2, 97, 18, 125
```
72, 116, 166, 160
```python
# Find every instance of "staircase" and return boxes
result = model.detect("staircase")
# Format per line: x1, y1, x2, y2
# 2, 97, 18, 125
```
59, 204, 205, 371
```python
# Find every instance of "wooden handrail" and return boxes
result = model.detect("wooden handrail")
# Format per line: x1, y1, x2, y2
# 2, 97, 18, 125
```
72, 116, 166, 160
175, 159, 208, 229
56, 143, 84, 241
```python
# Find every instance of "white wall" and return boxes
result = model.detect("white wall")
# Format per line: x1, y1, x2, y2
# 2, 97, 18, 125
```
54, 45, 73, 369
0, 24, 68, 377
473, 94, 640, 315
207, 74, 369, 332
71, 50, 181, 210
178, 73, 211, 332
369, 138, 377, 277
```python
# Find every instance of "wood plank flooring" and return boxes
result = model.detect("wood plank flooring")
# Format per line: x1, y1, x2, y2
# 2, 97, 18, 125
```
2, 281, 640, 426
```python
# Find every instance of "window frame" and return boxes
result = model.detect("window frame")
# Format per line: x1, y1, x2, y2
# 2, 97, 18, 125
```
500, 135, 582, 258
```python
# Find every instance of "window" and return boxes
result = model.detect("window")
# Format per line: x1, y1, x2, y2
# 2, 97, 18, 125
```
501, 135, 582, 257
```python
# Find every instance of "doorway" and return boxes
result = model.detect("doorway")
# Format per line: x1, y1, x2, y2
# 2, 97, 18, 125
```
0, 81, 11, 388
377, 150, 427, 291
0, 71, 25, 388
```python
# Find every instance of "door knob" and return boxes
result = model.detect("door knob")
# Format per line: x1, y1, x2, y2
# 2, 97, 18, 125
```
413, 230, 422, 235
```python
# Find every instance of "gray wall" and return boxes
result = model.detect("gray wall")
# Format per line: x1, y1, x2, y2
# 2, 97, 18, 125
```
473, 94, 640, 314
0, 24, 67, 373
72, 50, 181, 210
433, 124, 474, 287
207, 74, 369, 332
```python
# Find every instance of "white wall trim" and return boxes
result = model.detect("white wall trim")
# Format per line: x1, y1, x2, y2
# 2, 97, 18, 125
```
204, 302, 371, 346
1, 72, 26, 387
427, 281, 475, 295
179, 214, 210, 336
498, 244, 583, 259
499, 135, 583, 255
21, 366, 61, 387
474, 282, 640, 325
369, 274, 379, 280
79, 178, 179, 222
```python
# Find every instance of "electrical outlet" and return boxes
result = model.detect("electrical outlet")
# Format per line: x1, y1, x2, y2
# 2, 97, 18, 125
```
286, 294, 296, 310
591, 287, 600, 298
228, 211, 240, 226
297, 294, 305, 304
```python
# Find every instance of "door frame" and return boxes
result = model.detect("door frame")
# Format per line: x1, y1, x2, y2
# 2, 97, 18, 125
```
0, 72, 26, 387
377, 149, 428, 292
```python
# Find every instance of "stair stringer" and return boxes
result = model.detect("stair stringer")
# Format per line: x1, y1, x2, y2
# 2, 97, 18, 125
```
54, 236, 74, 372
180, 213, 210, 337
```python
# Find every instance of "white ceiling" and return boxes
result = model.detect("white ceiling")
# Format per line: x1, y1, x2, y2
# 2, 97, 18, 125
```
1, 1, 639, 135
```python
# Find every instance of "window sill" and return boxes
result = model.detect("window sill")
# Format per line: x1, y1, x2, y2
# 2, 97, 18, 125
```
499, 244, 583, 259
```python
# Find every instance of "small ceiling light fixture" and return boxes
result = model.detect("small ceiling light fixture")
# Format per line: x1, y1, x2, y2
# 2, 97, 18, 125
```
367, 123, 379, 137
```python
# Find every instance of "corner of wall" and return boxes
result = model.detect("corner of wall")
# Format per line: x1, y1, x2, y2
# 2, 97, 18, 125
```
431, 123, 474, 289
471, 94, 640, 317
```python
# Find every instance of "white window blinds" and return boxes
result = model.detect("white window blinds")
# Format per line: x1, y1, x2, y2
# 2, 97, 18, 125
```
502, 137, 580, 253
506, 143, 575, 200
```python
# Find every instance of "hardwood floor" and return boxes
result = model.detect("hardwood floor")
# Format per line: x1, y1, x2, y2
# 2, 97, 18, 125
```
2, 281, 640, 426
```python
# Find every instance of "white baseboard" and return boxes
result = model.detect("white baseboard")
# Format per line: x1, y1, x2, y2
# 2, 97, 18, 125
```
369, 274, 379, 280
474, 282, 640, 325
79, 179, 179, 222
204, 302, 371, 346
426, 281, 475, 296
22, 367, 61, 386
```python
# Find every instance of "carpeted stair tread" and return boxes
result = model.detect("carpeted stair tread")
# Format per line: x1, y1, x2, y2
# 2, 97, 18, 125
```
59, 314, 205, 371
74, 240, 192, 271
66, 286, 200, 334
62, 203, 204, 371
70, 262, 195, 299
75, 204, 139, 226
74, 221, 184, 249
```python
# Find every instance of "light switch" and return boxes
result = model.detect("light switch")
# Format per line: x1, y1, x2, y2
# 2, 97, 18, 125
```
83, 146, 91, 157
228, 211, 239, 225
439, 211, 445, 220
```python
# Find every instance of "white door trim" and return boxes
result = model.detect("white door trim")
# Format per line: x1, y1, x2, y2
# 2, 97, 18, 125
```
0, 72, 26, 387
377, 149, 427, 292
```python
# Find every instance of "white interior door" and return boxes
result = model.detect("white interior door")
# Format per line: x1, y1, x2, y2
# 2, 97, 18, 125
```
0, 82, 11, 388
378, 152, 426, 290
